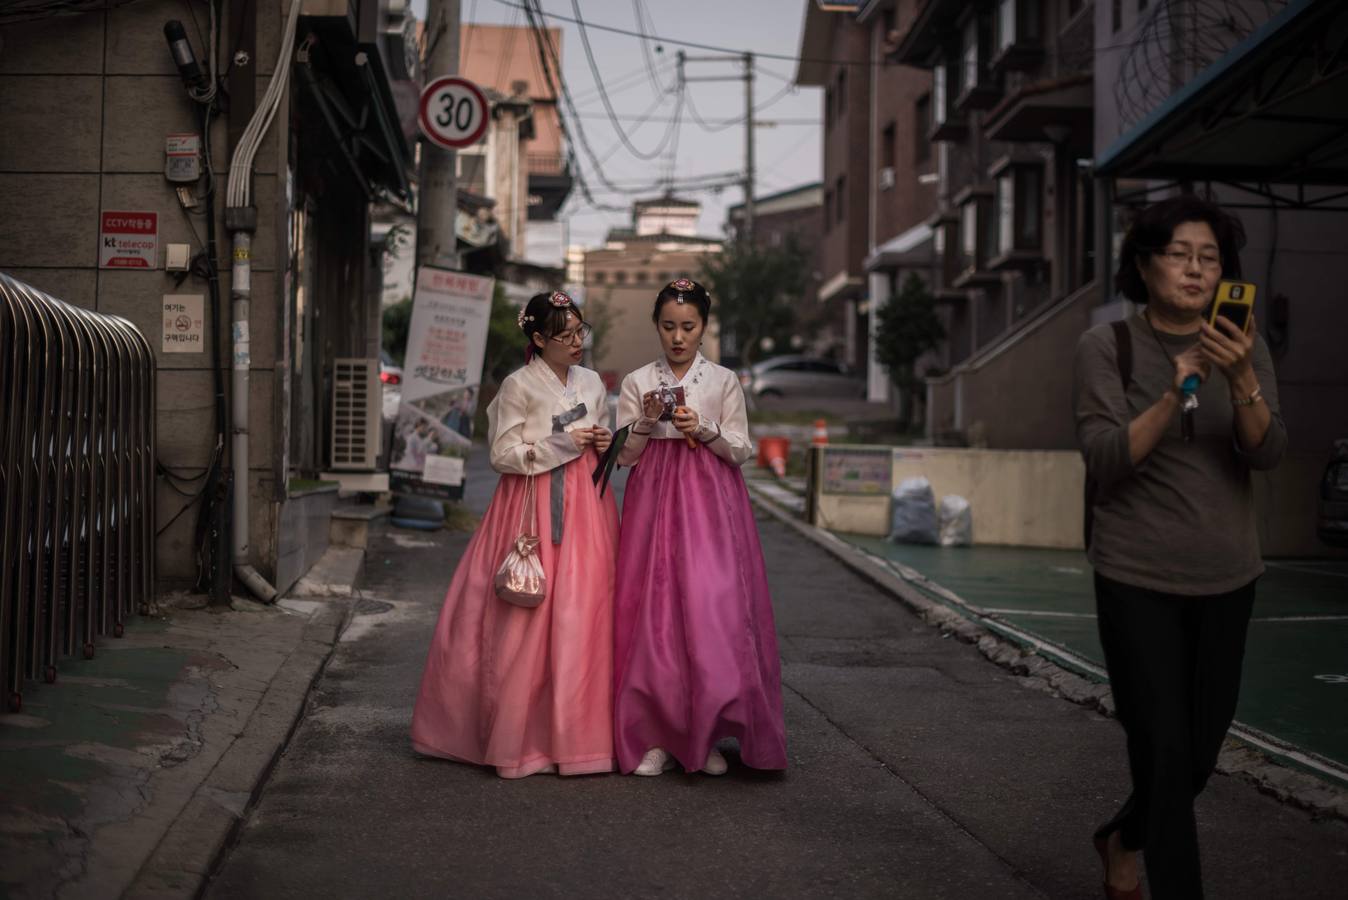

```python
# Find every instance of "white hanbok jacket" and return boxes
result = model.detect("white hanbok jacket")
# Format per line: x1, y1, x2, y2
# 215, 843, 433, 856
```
616, 353, 755, 467
486, 357, 609, 475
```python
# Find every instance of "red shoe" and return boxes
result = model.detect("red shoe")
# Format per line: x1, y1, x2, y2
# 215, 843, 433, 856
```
1094, 832, 1144, 900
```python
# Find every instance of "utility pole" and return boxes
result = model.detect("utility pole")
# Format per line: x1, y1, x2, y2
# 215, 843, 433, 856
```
681, 52, 757, 244
743, 52, 755, 243
416, 0, 461, 270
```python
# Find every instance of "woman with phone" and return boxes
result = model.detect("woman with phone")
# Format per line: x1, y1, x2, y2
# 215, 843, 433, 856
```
608, 278, 787, 777
410, 291, 618, 778
1073, 196, 1286, 898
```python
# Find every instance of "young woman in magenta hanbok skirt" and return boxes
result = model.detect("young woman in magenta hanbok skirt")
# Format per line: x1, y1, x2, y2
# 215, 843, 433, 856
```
608, 278, 787, 776
410, 291, 619, 778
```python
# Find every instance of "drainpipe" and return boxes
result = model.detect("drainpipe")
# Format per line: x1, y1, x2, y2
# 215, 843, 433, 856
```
226, 210, 277, 603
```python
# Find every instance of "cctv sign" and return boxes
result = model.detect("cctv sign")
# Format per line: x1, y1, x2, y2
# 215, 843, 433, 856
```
99, 210, 159, 269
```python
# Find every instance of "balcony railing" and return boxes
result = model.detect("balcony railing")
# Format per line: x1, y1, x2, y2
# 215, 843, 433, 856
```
528, 154, 571, 177
0, 273, 156, 713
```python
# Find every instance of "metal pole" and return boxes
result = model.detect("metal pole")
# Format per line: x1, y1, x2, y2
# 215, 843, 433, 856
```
416, 0, 462, 271
743, 51, 755, 243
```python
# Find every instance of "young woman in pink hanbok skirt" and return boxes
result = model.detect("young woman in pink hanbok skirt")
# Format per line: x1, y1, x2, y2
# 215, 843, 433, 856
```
410, 291, 619, 778
608, 278, 787, 776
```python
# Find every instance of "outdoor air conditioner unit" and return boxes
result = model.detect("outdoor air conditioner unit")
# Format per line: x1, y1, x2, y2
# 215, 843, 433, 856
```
878, 166, 896, 190
330, 358, 381, 471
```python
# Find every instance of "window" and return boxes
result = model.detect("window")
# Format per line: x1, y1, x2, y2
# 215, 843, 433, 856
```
882, 122, 896, 170
993, 166, 1044, 259
1112, 0, 1122, 32
837, 70, 847, 116
933, 66, 947, 127
962, 18, 981, 91
614, 271, 628, 285
825, 87, 833, 128
961, 202, 978, 267
995, 0, 1040, 56
915, 95, 931, 162
956, 191, 995, 274
592, 271, 607, 285
836, 175, 846, 224
656, 271, 670, 283
635, 271, 648, 284
996, 0, 1016, 54
824, 188, 834, 231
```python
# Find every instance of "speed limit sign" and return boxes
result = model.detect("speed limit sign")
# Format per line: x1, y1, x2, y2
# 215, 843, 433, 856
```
418, 76, 490, 150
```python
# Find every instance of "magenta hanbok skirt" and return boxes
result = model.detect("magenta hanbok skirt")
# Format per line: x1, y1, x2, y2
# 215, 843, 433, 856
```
411, 449, 619, 778
613, 438, 788, 773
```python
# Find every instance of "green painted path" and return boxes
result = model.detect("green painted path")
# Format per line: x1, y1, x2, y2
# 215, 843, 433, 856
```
836, 535, 1348, 781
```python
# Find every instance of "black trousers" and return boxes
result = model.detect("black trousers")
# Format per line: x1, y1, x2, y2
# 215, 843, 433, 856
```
1094, 572, 1256, 900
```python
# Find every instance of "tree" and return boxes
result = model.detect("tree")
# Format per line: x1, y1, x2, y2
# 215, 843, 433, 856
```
381, 298, 412, 364
873, 273, 945, 431
584, 290, 621, 370
483, 282, 527, 385
701, 235, 810, 366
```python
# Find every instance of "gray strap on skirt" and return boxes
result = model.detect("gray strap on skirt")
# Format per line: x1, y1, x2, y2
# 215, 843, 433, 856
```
549, 401, 588, 545
550, 471, 565, 545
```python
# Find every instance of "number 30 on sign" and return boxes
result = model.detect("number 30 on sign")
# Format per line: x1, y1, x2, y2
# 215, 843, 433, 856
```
418, 76, 489, 150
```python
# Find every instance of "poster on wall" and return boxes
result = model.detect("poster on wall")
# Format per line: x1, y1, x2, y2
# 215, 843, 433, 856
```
388, 266, 495, 501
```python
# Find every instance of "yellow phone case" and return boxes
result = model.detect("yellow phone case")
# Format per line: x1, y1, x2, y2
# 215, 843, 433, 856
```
1210, 280, 1256, 332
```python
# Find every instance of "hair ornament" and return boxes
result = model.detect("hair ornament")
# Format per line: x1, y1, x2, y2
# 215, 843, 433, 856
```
549, 291, 574, 308
671, 277, 694, 303
517, 308, 535, 331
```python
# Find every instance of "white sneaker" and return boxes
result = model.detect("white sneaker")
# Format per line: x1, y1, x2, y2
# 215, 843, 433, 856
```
701, 748, 728, 776
634, 747, 671, 776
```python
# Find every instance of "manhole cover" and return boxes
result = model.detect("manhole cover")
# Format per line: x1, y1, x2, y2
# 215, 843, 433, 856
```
355, 598, 393, 615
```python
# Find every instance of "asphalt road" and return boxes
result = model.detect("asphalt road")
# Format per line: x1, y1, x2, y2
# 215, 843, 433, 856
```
205, 456, 1348, 899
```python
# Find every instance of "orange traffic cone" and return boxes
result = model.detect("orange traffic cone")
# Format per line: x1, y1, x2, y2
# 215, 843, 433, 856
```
758, 436, 790, 478
811, 419, 829, 447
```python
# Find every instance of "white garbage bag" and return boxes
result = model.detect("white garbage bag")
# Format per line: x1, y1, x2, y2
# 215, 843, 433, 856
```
889, 477, 938, 545
938, 495, 973, 547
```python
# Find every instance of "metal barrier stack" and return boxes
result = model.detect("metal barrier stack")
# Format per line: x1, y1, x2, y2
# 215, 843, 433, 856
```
0, 273, 156, 713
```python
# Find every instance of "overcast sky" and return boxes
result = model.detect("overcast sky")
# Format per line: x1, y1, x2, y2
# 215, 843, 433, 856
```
408, 0, 823, 249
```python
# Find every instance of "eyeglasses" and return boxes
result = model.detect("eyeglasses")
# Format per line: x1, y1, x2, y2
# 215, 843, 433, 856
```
550, 323, 593, 346
1156, 246, 1221, 270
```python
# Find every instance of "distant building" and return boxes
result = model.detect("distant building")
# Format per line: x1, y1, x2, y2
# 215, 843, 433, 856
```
583, 197, 722, 386
725, 182, 829, 364
460, 23, 574, 271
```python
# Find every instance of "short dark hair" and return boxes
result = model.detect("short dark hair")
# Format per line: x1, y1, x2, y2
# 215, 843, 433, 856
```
1114, 195, 1246, 304
522, 291, 584, 344
651, 277, 711, 324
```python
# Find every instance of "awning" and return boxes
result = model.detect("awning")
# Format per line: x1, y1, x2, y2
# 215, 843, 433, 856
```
1095, 0, 1348, 203
984, 75, 1093, 150
864, 222, 934, 271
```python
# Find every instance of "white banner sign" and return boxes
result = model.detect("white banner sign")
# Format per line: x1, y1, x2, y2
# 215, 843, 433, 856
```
389, 266, 494, 499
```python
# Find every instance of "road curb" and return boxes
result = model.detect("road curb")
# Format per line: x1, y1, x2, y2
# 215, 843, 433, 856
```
745, 481, 1348, 824
124, 599, 354, 899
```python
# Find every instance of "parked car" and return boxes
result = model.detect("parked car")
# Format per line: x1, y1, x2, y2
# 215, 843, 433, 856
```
738, 355, 867, 400
380, 349, 403, 422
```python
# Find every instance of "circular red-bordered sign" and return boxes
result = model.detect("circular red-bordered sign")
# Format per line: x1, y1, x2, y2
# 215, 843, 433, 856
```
418, 76, 490, 150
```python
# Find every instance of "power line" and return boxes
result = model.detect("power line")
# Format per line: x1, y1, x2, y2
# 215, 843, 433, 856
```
521, 0, 687, 209
568, 0, 681, 161
633, 0, 675, 94
685, 78, 797, 133
492, 0, 886, 68
570, 110, 820, 126
492, 0, 1201, 70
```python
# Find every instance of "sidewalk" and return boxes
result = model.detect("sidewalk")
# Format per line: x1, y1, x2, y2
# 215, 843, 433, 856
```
0, 589, 353, 899
200, 450, 1348, 899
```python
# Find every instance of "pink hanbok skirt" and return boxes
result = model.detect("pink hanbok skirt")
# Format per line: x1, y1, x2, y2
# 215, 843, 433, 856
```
613, 438, 788, 773
411, 449, 619, 778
